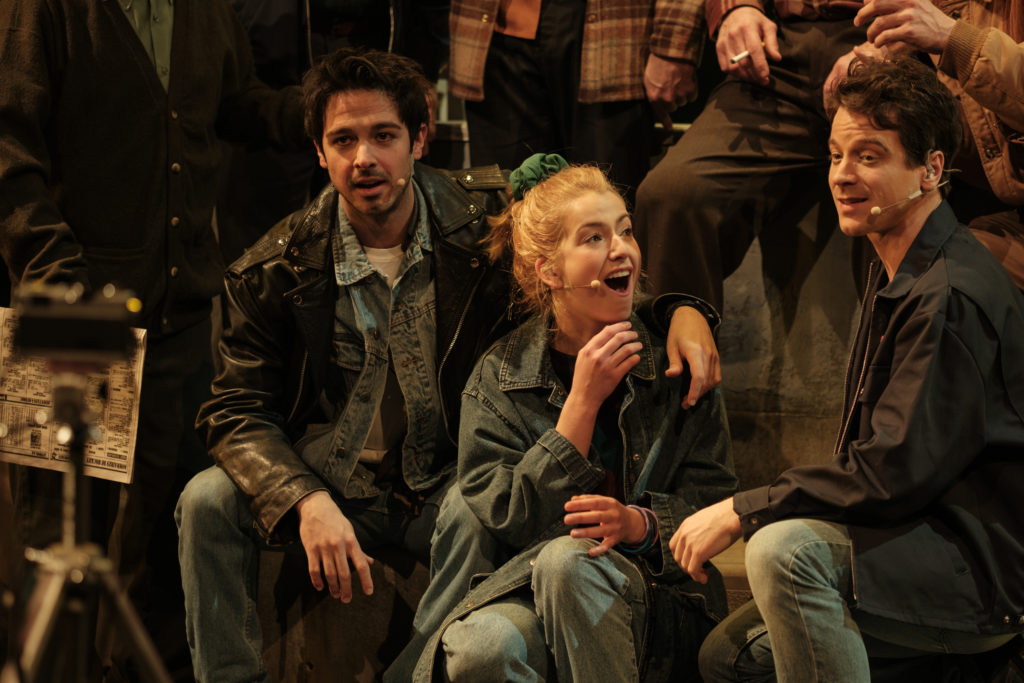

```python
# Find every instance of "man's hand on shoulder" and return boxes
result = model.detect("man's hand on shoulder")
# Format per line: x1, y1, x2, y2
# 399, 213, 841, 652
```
295, 490, 375, 602
665, 306, 722, 409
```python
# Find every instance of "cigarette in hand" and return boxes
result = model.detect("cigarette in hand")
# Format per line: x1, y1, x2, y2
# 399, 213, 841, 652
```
730, 50, 751, 64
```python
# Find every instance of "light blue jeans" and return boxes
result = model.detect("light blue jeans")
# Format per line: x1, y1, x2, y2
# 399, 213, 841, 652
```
175, 466, 500, 682
699, 519, 1016, 682
441, 536, 648, 683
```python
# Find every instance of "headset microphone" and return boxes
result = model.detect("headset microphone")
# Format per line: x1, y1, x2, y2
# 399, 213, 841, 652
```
562, 280, 601, 290
869, 180, 949, 216
870, 189, 922, 216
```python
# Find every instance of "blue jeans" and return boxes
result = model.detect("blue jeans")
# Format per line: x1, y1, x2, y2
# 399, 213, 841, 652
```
384, 485, 503, 682
442, 536, 648, 683
175, 466, 498, 682
699, 519, 1017, 682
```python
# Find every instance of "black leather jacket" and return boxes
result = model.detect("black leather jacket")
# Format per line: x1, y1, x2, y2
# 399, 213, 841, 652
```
196, 163, 513, 541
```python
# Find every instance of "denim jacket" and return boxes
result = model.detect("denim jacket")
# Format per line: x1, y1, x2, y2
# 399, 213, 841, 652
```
414, 313, 738, 681
295, 183, 445, 505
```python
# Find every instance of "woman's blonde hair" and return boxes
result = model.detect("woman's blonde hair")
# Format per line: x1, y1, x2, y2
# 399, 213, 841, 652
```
487, 165, 619, 317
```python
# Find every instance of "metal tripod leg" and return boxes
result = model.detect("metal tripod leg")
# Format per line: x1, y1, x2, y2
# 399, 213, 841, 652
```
1, 544, 171, 683
95, 555, 171, 683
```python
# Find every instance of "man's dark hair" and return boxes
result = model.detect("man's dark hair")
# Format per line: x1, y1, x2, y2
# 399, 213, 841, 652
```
827, 57, 962, 179
302, 48, 430, 148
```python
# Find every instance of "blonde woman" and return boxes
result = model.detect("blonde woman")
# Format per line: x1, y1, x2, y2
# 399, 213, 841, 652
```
414, 158, 737, 682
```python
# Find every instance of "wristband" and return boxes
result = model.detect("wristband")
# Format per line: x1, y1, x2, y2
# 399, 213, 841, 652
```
618, 505, 659, 554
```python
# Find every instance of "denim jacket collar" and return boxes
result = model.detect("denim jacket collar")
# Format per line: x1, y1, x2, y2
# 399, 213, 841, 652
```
497, 312, 657, 400
332, 182, 433, 287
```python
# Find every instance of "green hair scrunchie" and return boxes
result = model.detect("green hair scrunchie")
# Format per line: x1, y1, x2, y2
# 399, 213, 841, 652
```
509, 153, 569, 201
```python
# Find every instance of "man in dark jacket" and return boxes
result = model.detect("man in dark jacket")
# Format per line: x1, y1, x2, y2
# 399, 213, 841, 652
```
0, 1, 305, 679
671, 57, 1024, 680
176, 48, 722, 682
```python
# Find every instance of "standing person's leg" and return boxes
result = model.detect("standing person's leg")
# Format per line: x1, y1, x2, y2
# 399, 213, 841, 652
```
531, 536, 647, 683
464, 29, 561, 170
529, 0, 654, 204
464, 0, 588, 171
101, 318, 214, 681
571, 99, 654, 207
634, 20, 863, 310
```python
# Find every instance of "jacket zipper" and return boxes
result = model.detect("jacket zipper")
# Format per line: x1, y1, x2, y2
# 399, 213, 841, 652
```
438, 272, 483, 444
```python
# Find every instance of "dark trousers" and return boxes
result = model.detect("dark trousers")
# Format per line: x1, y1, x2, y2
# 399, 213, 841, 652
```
634, 19, 865, 310
465, 0, 654, 203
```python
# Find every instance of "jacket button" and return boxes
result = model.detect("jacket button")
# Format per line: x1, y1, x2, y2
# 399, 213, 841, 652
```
1005, 615, 1012, 624
632, 453, 640, 461
750, 516, 759, 526
1018, 615, 1024, 625
170, 216, 180, 227
290, 246, 300, 256
170, 162, 181, 174
170, 109, 178, 120
985, 147, 998, 159
480, 13, 489, 22
587, 12, 597, 22
170, 266, 179, 277
950, 9, 961, 17
470, 257, 480, 268
467, 204, 478, 214
462, 173, 474, 184
277, 237, 287, 246
465, 601, 475, 608
292, 294, 302, 305
529, 559, 536, 566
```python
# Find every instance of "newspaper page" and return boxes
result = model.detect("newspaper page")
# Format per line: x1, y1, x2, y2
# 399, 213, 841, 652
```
0, 307, 146, 484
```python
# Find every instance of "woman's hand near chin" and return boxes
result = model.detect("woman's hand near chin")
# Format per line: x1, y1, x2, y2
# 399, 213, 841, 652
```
555, 321, 642, 457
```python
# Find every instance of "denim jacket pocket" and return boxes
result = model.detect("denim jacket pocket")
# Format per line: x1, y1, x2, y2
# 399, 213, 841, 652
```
333, 331, 365, 370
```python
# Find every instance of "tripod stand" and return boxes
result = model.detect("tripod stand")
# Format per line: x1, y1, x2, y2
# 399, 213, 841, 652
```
1, 372, 171, 683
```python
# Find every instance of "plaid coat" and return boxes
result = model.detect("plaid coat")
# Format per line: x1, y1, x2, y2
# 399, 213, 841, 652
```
449, 0, 705, 103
